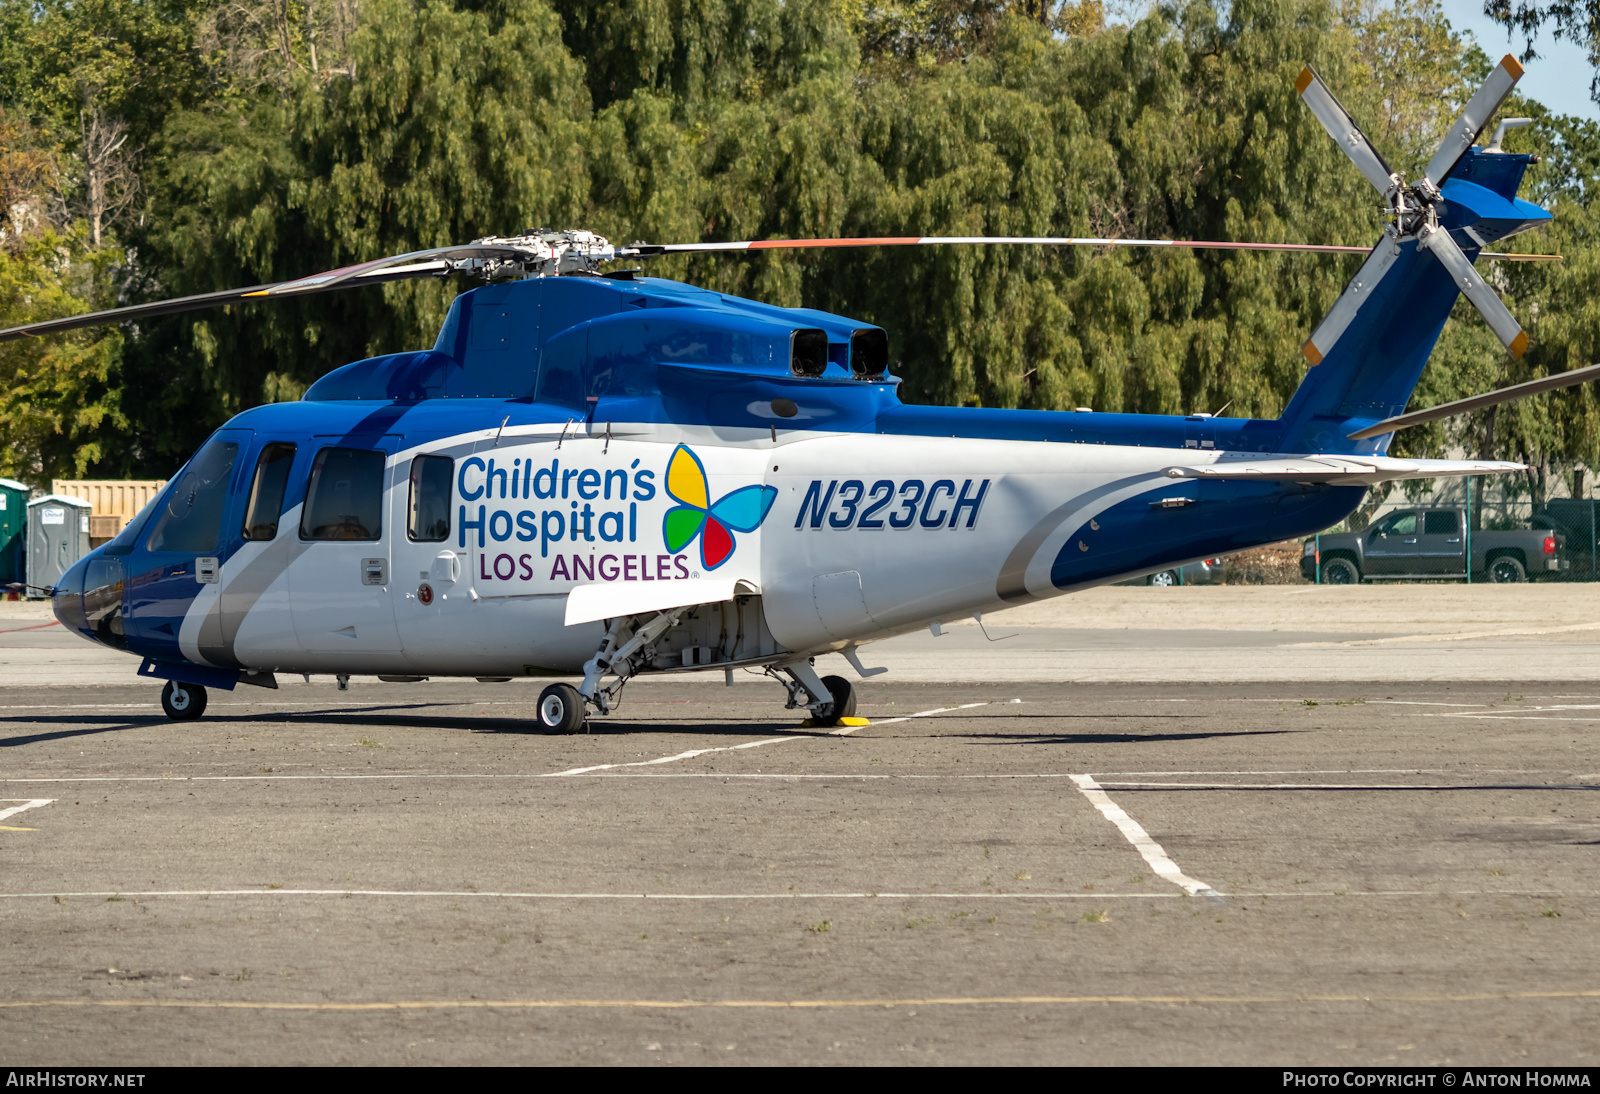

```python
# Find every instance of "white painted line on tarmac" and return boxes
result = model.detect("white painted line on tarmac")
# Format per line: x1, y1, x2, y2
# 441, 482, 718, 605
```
1069, 774, 1219, 899
0, 888, 1178, 901
1091, 768, 1449, 777
544, 735, 807, 777
0, 799, 54, 824
543, 702, 991, 774
3, 768, 1578, 785
852, 702, 989, 730
1, 886, 1581, 902
1095, 781, 1597, 790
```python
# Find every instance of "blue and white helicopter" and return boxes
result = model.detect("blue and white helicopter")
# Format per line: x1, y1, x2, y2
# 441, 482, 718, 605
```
3, 58, 1570, 731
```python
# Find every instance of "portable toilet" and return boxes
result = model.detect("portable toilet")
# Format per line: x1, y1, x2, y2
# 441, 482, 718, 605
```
0, 478, 27, 587
26, 494, 92, 596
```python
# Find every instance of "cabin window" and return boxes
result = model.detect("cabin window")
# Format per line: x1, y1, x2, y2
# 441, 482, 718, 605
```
300, 447, 386, 541
145, 438, 240, 553
408, 454, 453, 542
241, 443, 296, 541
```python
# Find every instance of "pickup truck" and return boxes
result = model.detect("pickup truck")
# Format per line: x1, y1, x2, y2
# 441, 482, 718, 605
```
1300, 507, 1566, 584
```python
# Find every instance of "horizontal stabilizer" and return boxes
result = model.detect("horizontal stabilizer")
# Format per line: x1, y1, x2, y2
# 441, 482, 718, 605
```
564, 578, 756, 627
1166, 456, 1525, 486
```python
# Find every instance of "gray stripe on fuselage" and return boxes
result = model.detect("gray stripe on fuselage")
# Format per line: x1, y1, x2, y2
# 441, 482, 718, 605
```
196, 532, 313, 668
995, 474, 1164, 603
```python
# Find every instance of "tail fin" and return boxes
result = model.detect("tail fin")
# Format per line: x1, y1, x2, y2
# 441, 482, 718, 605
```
1275, 147, 1550, 454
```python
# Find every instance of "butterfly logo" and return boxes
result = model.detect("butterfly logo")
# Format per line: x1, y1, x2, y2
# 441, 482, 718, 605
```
662, 444, 778, 570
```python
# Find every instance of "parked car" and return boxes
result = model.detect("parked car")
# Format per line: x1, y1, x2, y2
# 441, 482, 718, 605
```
1301, 507, 1565, 584
1122, 558, 1226, 586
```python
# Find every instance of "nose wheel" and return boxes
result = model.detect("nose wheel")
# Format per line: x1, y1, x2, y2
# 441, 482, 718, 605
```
160, 680, 208, 721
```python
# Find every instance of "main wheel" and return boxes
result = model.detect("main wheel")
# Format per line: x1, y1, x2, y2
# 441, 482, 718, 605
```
1148, 570, 1179, 586
160, 680, 207, 721
535, 683, 587, 734
1320, 557, 1360, 585
810, 674, 857, 728
1488, 555, 1526, 583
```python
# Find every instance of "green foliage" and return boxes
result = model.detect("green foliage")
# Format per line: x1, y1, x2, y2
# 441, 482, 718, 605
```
0, 232, 126, 488
0, 0, 1590, 483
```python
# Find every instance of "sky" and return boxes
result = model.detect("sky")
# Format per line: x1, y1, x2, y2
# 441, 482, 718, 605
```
1437, 0, 1600, 121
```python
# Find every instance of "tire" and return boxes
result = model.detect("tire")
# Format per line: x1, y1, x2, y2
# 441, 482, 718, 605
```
535, 683, 587, 734
160, 680, 207, 721
1147, 570, 1179, 587
1320, 557, 1360, 585
810, 674, 857, 728
1488, 555, 1526, 584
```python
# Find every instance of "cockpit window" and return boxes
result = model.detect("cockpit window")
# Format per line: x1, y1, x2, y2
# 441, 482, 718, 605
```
144, 439, 240, 553
300, 447, 385, 541
242, 443, 296, 541
408, 455, 452, 542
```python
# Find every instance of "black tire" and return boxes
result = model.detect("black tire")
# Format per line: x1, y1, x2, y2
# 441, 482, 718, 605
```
160, 680, 207, 721
1320, 557, 1360, 585
1148, 570, 1179, 586
1488, 555, 1526, 583
810, 674, 857, 728
535, 683, 587, 734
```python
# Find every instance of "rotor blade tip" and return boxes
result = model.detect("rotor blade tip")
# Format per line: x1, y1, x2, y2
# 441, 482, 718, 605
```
1501, 54, 1525, 80
241, 290, 270, 298
1510, 330, 1529, 358
1295, 66, 1315, 95
1302, 340, 1324, 366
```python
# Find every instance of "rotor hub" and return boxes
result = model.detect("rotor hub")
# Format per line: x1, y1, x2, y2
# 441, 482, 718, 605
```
459, 229, 617, 279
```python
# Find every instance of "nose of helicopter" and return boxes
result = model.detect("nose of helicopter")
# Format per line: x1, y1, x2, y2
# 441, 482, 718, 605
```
52, 553, 92, 637
52, 551, 128, 650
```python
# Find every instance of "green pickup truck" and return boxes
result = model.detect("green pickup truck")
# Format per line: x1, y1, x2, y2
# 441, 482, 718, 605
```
1301, 507, 1567, 584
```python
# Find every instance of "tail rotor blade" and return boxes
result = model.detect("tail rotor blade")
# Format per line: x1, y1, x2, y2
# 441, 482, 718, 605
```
1418, 225, 1528, 358
1296, 66, 1398, 197
1300, 236, 1405, 365
1424, 55, 1525, 188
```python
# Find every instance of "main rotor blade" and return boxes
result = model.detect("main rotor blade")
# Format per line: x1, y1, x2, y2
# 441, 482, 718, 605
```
1418, 225, 1528, 358
1295, 66, 1397, 197
261, 243, 535, 297
1348, 359, 1600, 440
627, 236, 1377, 256
1300, 235, 1404, 366
1424, 54, 1525, 188
624, 235, 1556, 261
0, 259, 451, 343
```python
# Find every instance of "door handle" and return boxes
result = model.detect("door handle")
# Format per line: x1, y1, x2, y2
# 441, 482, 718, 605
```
1446, 538, 1461, 543
1403, 538, 1417, 544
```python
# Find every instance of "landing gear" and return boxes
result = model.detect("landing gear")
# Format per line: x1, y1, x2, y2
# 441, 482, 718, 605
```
535, 683, 587, 734
771, 660, 858, 727
160, 680, 208, 721
811, 675, 857, 728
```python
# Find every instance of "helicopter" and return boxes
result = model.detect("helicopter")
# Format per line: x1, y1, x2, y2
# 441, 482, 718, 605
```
2, 57, 1570, 732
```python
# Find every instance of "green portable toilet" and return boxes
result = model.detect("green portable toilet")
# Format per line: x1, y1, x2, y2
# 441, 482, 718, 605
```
0, 478, 28, 586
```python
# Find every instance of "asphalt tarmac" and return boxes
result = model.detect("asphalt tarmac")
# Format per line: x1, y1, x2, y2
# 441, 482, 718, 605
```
2, 668, 1598, 1065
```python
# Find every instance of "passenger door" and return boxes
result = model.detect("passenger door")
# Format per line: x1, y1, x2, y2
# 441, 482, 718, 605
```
288, 440, 401, 657
391, 449, 467, 656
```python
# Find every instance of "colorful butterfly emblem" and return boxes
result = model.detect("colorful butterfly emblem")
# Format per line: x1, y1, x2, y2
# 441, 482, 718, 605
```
662, 445, 777, 570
